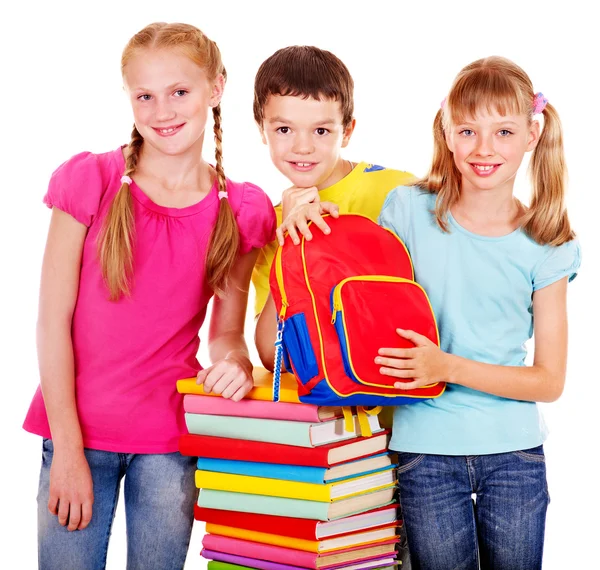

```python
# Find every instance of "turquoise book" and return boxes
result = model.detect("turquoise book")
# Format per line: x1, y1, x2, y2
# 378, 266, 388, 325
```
196, 453, 395, 484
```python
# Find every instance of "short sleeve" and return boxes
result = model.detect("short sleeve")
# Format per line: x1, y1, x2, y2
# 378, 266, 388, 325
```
43, 152, 105, 227
252, 241, 278, 316
377, 185, 413, 243
533, 238, 581, 291
236, 182, 277, 255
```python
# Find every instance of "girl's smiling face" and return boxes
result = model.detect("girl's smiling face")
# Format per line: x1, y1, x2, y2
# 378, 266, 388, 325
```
123, 48, 224, 157
445, 108, 540, 195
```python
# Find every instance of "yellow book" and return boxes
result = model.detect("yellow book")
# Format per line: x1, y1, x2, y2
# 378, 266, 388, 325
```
205, 522, 398, 553
195, 468, 396, 502
177, 368, 300, 403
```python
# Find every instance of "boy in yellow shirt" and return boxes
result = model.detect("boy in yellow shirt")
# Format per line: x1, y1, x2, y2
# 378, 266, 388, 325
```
252, 45, 414, 368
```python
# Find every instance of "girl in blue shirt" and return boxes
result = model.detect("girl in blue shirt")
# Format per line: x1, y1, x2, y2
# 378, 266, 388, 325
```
377, 56, 581, 570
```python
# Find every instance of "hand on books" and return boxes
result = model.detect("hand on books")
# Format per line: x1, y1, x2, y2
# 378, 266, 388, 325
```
48, 447, 94, 531
196, 355, 254, 401
375, 328, 452, 389
277, 200, 340, 246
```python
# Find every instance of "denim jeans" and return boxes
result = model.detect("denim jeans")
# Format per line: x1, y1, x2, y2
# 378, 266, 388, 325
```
37, 439, 198, 570
396, 446, 549, 570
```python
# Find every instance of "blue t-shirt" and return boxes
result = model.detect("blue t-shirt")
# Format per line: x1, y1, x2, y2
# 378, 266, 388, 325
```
378, 186, 581, 455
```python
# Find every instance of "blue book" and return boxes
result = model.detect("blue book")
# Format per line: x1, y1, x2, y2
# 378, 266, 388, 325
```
196, 452, 395, 484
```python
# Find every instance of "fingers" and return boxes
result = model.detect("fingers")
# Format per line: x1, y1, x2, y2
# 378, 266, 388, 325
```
319, 202, 340, 217
396, 328, 429, 346
67, 501, 82, 532
57, 496, 70, 527
378, 347, 415, 359
309, 214, 330, 237
48, 491, 59, 516
276, 226, 285, 246
196, 367, 210, 386
230, 380, 254, 402
375, 356, 413, 369
379, 367, 414, 379
394, 379, 425, 391
79, 500, 93, 530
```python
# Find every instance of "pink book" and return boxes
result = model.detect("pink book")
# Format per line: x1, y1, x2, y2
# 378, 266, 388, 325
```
201, 534, 398, 569
201, 549, 397, 570
183, 394, 342, 422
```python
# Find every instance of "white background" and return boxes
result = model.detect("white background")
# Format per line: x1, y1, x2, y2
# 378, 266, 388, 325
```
1, 0, 598, 568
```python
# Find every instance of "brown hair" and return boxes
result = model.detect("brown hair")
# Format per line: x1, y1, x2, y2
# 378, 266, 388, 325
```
253, 45, 354, 128
418, 56, 574, 246
98, 22, 239, 300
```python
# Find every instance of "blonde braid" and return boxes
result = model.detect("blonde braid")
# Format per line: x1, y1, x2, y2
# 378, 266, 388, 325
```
205, 104, 240, 296
98, 125, 143, 300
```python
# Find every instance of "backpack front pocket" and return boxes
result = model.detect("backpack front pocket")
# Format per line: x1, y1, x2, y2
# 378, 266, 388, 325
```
331, 276, 439, 389
282, 312, 319, 384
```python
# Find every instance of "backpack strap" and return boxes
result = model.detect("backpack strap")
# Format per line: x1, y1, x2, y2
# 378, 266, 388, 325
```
272, 318, 285, 402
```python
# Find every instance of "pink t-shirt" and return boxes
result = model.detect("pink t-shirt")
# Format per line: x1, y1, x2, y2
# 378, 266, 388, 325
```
23, 147, 276, 453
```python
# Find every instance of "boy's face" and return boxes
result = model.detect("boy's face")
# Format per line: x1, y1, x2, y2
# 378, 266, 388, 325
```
260, 95, 355, 189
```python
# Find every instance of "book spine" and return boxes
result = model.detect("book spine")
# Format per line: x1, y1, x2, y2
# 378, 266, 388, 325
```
206, 523, 319, 553
194, 506, 319, 540
197, 489, 330, 521
196, 470, 332, 502
196, 457, 326, 484
202, 535, 317, 568
184, 394, 321, 422
185, 414, 313, 447
178, 434, 333, 467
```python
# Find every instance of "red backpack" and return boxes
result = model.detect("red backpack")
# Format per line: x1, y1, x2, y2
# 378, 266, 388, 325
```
269, 214, 445, 424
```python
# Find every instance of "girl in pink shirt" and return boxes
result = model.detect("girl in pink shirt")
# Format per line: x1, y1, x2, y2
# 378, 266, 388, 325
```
23, 22, 276, 570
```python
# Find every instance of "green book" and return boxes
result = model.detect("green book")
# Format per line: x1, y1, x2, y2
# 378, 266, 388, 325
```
184, 412, 382, 448
197, 486, 395, 522
207, 563, 251, 570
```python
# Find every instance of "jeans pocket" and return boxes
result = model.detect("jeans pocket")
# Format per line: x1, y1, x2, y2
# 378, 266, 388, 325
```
514, 445, 545, 463
396, 452, 426, 474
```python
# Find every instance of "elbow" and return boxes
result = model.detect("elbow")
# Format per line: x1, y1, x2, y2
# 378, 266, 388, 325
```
254, 327, 275, 372
538, 370, 566, 403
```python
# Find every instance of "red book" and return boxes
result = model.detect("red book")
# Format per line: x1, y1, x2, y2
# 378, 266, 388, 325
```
179, 430, 390, 467
194, 504, 399, 541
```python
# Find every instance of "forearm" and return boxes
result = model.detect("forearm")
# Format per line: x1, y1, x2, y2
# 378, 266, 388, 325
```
447, 354, 565, 403
37, 319, 84, 451
209, 331, 251, 368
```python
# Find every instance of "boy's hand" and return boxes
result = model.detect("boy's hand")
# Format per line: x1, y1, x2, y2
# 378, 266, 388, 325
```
196, 354, 254, 401
281, 186, 320, 220
277, 201, 340, 245
376, 329, 452, 389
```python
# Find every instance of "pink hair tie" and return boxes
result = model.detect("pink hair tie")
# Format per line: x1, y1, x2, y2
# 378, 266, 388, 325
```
533, 92, 548, 115
440, 97, 447, 109
121, 175, 132, 185
218, 191, 228, 200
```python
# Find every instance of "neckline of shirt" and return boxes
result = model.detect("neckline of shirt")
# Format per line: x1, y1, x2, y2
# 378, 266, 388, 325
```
447, 210, 522, 242
114, 146, 219, 218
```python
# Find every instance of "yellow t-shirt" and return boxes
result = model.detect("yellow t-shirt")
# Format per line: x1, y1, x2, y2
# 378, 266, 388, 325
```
251, 162, 415, 316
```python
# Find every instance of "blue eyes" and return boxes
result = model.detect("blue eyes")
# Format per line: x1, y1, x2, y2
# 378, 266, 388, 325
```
459, 129, 513, 137
137, 90, 188, 101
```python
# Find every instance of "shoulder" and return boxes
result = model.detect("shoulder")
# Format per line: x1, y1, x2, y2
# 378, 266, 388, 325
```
382, 184, 433, 211
224, 179, 277, 254
531, 236, 582, 291
43, 147, 123, 227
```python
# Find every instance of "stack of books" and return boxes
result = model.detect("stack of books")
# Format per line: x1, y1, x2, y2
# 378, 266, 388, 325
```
177, 368, 401, 569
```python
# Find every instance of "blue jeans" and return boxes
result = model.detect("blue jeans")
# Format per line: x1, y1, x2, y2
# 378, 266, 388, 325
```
395, 446, 549, 570
37, 439, 198, 570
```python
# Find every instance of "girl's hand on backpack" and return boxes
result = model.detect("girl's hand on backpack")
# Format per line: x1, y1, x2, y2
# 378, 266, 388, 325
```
376, 328, 452, 389
277, 201, 340, 246
196, 353, 254, 401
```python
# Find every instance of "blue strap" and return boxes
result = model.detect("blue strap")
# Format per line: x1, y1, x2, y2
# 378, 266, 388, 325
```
273, 319, 285, 402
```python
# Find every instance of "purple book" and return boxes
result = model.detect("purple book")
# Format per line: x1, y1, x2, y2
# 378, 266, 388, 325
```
201, 549, 397, 570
